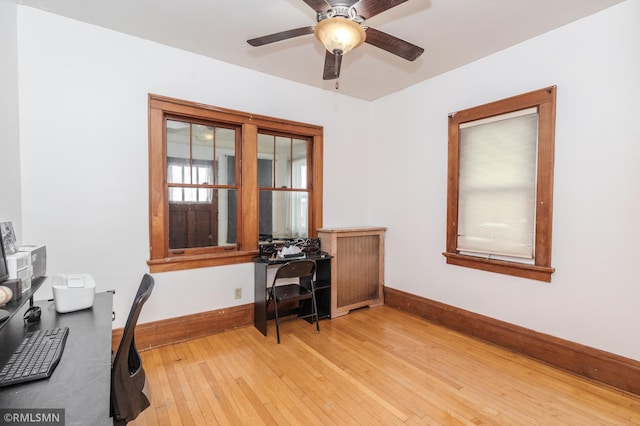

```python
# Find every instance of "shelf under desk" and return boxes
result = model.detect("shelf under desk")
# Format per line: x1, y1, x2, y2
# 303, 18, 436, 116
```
0, 290, 113, 426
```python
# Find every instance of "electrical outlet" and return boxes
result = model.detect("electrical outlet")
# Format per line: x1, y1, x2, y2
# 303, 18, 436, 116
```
234, 287, 242, 299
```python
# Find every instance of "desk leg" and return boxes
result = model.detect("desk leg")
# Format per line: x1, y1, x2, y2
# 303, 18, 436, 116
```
254, 263, 268, 336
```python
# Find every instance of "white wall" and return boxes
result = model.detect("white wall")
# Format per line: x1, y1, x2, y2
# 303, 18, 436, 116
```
0, 0, 23, 239
370, 0, 640, 360
16, 7, 371, 328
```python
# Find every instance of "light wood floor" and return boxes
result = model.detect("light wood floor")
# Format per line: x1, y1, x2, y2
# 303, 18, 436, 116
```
130, 306, 640, 425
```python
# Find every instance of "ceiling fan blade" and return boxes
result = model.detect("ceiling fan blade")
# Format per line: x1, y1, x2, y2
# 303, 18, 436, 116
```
302, 0, 332, 12
322, 50, 342, 80
352, 0, 409, 20
247, 26, 315, 47
364, 27, 424, 61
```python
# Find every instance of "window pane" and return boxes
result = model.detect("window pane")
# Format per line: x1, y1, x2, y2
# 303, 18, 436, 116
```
257, 134, 309, 190
168, 188, 237, 249
167, 120, 191, 184
216, 128, 236, 185
259, 190, 308, 240
291, 139, 307, 189
194, 165, 213, 186
457, 111, 538, 259
257, 134, 274, 187
217, 188, 237, 246
275, 136, 291, 188
192, 124, 214, 183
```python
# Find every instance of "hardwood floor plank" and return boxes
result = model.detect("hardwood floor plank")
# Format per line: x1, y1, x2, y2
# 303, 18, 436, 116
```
159, 345, 199, 426
197, 360, 237, 425
130, 306, 640, 425
149, 347, 181, 426
132, 351, 159, 426
200, 335, 265, 424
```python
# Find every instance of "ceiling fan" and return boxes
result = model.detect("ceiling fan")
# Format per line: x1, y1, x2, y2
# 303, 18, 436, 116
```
247, 0, 424, 80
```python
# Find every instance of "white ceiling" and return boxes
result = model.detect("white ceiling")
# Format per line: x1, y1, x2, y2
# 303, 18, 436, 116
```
16, 0, 625, 101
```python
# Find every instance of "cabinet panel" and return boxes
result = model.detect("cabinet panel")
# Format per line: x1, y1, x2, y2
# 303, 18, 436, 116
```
318, 227, 385, 318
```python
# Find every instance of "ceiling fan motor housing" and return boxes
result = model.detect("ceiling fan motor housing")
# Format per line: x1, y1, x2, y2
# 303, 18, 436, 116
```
318, 5, 364, 24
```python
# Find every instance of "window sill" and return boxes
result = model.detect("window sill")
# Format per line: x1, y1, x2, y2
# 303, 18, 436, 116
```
148, 250, 258, 273
443, 252, 554, 282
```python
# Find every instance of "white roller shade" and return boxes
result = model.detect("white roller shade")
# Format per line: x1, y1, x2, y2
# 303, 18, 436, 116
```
457, 108, 538, 259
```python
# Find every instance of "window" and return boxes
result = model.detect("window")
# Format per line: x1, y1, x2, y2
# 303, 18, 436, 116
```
257, 132, 310, 240
148, 95, 324, 272
444, 86, 557, 282
166, 119, 239, 251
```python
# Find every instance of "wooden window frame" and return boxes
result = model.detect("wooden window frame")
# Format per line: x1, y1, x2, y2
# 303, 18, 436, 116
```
257, 130, 312, 240
148, 94, 324, 272
444, 86, 557, 282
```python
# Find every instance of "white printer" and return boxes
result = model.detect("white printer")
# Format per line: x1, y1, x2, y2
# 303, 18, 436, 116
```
52, 273, 96, 313
5, 244, 47, 294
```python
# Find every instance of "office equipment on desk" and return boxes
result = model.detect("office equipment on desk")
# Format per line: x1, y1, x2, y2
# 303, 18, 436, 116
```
6, 251, 33, 292
23, 305, 41, 323
111, 273, 155, 425
0, 327, 68, 387
258, 238, 322, 260
267, 260, 320, 344
52, 273, 96, 313
0, 287, 114, 425
277, 241, 304, 258
18, 244, 47, 279
3, 245, 46, 299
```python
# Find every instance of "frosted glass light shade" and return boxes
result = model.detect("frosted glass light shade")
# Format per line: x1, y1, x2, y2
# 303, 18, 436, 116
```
314, 17, 366, 55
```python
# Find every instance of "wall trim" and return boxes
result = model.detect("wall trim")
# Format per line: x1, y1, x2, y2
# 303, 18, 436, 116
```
111, 303, 253, 352
384, 287, 640, 397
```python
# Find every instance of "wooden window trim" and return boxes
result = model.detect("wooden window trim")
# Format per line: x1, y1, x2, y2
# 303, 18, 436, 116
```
148, 94, 323, 272
444, 86, 557, 282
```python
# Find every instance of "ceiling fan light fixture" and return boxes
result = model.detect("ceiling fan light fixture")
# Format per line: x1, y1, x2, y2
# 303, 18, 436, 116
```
314, 17, 366, 55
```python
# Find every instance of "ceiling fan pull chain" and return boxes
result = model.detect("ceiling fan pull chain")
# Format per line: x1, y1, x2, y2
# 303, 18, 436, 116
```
334, 51, 342, 77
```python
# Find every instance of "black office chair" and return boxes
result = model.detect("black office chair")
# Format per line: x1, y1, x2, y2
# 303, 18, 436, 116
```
110, 274, 155, 425
266, 260, 320, 344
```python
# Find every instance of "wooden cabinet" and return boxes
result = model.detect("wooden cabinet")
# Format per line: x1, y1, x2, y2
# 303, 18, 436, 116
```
317, 227, 386, 318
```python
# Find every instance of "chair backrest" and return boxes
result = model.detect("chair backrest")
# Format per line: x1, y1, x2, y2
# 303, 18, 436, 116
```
111, 274, 155, 424
273, 259, 316, 283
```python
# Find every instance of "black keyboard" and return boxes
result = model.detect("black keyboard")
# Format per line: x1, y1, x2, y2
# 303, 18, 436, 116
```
0, 327, 69, 387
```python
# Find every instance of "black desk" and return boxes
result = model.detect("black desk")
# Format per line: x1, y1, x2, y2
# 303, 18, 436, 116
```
253, 254, 332, 336
0, 288, 113, 425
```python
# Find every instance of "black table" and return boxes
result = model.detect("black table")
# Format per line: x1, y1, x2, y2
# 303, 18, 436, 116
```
253, 253, 332, 336
0, 287, 113, 425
